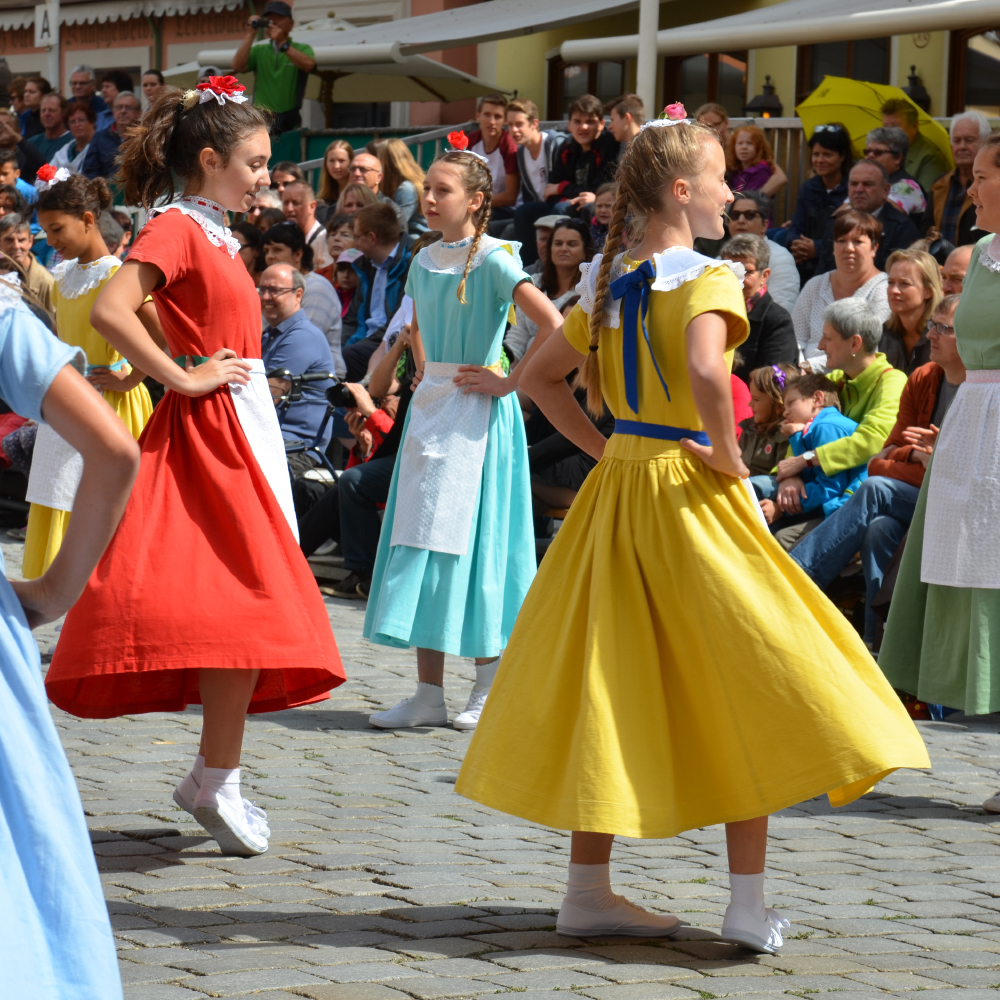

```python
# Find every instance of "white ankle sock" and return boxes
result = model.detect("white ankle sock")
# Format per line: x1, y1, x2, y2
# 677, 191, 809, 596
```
199, 766, 242, 809
414, 682, 444, 708
176, 754, 205, 803
475, 657, 500, 689
730, 871, 766, 920
565, 862, 617, 911
193, 753, 205, 783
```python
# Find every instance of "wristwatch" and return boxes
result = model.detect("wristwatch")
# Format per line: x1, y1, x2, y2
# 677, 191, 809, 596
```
802, 450, 816, 468
279, 40, 291, 52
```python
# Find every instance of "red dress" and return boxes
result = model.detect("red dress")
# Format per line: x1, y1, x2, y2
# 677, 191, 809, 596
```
46, 211, 345, 718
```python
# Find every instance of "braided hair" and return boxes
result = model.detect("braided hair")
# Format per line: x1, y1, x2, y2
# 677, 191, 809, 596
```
435, 150, 493, 304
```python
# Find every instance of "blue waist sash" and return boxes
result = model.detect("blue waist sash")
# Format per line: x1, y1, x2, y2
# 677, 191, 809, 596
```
85, 359, 128, 375
614, 418, 710, 447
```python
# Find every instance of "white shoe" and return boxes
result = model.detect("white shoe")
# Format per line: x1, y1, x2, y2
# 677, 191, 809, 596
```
984, 793, 1000, 814
556, 893, 681, 938
193, 790, 270, 857
720, 903, 789, 953
172, 771, 200, 816
453, 685, 489, 730
369, 696, 447, 729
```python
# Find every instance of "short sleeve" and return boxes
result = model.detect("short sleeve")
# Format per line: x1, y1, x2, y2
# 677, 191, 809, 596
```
682, 265, 749, 350
0, 305, 82, 421
128, 211, 194, 286
486, 246, 528, 306
501, 134, 519, 175
563, 302, 592, 355
404, 260, 421, 301
295, 43, 315, 59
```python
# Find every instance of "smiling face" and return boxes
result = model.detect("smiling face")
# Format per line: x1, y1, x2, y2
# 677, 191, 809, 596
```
676, 138, 731, 241
191, 128, 271, 214
727, 197, 766, 235
0, 224, 32, 268
970, 146, 1000, 235
818, 321, 861, 369
325, 145, 351, 182
37, 209, 94, 259
421, 160, 483, 234
811, 141, 845, 180
886, 260, 931, 318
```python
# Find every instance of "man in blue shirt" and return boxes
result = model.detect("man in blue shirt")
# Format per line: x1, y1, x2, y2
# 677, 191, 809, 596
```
81, 91, 140, 180
261, 263, 336, 451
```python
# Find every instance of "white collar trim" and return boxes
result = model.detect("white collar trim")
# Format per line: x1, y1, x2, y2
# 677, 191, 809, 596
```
149, 195, 241, 259
52, 255, 120, 299
979, 234, 1000, 274
419, 234, 522, 275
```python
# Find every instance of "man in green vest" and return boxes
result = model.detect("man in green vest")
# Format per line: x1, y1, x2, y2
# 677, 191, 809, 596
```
232, 0, 316, 136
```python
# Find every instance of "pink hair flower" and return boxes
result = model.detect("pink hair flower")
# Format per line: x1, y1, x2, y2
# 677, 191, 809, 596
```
663, 102, 687, 121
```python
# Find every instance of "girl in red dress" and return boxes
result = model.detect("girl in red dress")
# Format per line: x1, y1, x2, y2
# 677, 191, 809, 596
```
46, 78, 344, 856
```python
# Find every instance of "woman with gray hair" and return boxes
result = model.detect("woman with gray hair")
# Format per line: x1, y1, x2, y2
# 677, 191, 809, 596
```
929, 109, 992, 246
865, 126, 926, 218
775, 297, 907, 533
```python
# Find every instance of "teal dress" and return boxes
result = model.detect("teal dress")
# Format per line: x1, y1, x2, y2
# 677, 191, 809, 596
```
880, 235, 1000, 714
363, 237, 536, 657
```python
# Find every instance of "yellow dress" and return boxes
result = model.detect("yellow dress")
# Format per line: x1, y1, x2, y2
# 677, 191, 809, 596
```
22, 257, 152, 579
455, 253, 929, 840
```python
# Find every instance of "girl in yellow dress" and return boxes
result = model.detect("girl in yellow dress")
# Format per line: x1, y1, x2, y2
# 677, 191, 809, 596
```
455, 110, 930, 953
23, 174, 153, 578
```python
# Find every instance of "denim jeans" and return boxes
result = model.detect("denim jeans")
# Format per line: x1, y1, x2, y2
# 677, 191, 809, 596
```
749, 474, 778, 500
340, 455, 396, 576
790, 476, 921, 642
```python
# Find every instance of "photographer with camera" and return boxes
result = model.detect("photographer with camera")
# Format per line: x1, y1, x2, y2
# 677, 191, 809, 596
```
232, 0, 316, 136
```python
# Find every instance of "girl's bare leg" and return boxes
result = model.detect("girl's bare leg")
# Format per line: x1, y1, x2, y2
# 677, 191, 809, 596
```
726, 816, 768, 873
199, 668, 260, 768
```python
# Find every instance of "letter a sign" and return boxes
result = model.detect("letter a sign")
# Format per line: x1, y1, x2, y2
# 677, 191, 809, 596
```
34, 4, 57, 49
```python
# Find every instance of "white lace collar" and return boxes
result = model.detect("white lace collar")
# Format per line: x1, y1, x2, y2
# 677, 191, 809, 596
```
979, 234, 1000, 274
576, 247, 745, 328
52, 255, 120, 299
419, 234, 523, 275
149, 194, 241, 259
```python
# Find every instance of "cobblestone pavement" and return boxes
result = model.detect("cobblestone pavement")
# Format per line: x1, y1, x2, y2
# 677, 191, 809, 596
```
11, 535, 1000, 1000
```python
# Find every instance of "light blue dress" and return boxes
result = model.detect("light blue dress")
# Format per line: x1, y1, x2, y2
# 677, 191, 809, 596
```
0, 299, 123, 998
363, 237, 536, 657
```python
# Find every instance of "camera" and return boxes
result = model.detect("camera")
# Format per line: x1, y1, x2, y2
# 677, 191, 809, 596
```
249, 15, 268, 28
327, 383, 357, 409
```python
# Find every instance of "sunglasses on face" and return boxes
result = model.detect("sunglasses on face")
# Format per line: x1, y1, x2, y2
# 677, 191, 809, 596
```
727, 209, 761, 221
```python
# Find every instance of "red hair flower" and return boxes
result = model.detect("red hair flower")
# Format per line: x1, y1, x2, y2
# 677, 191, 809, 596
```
447, 130, 469, 151
194, 75, 248, 106
36, 164, 56, 183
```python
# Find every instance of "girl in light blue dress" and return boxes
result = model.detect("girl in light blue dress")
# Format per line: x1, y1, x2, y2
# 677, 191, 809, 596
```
0, 283, 139, 998
364, 144, 564, 731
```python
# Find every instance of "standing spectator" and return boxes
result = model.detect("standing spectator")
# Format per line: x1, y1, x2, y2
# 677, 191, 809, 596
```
546, 94, 619, 214
727, 125, 787, 199
282, 180, 333, 270
140, 69, 165, 107
50, 101, 96, 175
370, 137, 428, 234
336, 181, 378, 216
270, 160, 304, 196
246, 186, 282, 227
928, 110, 991, 247
879, 249, 942, 375
941, 243, 973, 295
816, 160, 921, 274
29, 93, 71, 162
19, 77, 51, 139
317, 138, 353, 208
606, 93, 645, 145
726, 190, 800, 313
0, 213, 53, 313
348, 152, 406, 229
787, 123, 852, 281
880, 98, 951, 193
68, 65, 110, 127
81, 91, 140, 180
793, 210, 891, 370
232, 0, 317, 134
864, 127, 926, 220
721, 233, 798, 384
0, 108, 45, 183
0, 148, 38, 206
695, 102, 731, 145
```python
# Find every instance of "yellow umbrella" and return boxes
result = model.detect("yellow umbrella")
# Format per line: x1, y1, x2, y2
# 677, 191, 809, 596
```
796, 75, 953, 170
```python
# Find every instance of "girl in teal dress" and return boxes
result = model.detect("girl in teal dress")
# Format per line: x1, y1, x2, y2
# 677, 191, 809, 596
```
363, 144, 564, 731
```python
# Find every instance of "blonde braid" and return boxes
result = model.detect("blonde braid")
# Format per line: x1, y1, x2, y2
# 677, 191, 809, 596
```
435, 149, 494, 305
581, 184, 630, 416
457, 214, 489, 305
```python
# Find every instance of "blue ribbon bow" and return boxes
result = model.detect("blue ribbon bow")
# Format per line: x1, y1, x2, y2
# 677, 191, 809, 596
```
609, 259, 671, 414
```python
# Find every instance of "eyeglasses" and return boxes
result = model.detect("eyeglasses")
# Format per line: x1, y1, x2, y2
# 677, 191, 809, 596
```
258, 286, 295, 298
350, 165, 379, 174
727, 208, 761, 221
929, 321, 955, 335
863, 147, 893, 157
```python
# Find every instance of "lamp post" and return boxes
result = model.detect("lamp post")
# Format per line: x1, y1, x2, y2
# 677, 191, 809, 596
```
743, 75, 783, 119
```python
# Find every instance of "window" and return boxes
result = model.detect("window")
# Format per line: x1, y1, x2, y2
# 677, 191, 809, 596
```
948, 28, 1000, 114
796, 39, 889, 104
547, 58, 625, 119
329, 103, 391, 129
663, 52, 747, 117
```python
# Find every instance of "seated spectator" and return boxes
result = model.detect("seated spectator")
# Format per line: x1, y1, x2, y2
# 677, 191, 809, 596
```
260, 262, 336, 453
739, 363, 796, 477
67, 65, 109, 126
753, 373, 867, 538
775, 298, 907, 548
928, 110, 991, 247
19, 76, 50, 139
726, 189, 800, 312
336, 181, 378, 216
98, 70, 133, 113
282, 180, 333, 270
0, 108, 45, 183
111, 208, 133, 248
262, 222, 345, 377
270, 160, 304, 197
793, 210, 891, 371
317, 138, 354, 215
787, 123, 852, 282
525, 213, 567, 277
8, 76, 24, 116
254, 206, 285, 234
790, 294, 966, 646
370, 137, 428, 235
334, 247, 362, 324
141, 69, 165, 108
881, 98, 951, 193
727, 124, 787, 199
465, 94, 519, 227
342, 202, 411, 379
506, 218, 593, 364
348, 152, 407, 230
545, 94, 619, 217
81, 91, 140, 180
695, 102, 731, 146
864, 126, 926, 220
51, 100, 96, 175
231, 221, 263, 284
816, 160, 921, 274
879, 249, 942, 374
731, 373, 753, 437
590, 183, 615, 249
98, 211, 125, 257
0, 212, 52, 312
0, 184, 29, 220
721, 233, 798, 383
606, 93, 645, 145
0, 148, 38, 206
29, 93, 71, 162
941, 243, 973, 295
246, 186, 282, 228
321, 212, 356, 281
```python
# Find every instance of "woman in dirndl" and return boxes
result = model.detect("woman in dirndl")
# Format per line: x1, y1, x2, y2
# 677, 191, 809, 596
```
880, 131, 1000, 812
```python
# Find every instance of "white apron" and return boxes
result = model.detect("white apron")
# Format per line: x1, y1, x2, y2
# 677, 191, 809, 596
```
389, 361, 494, 556
25, 423, 82, 511
922, 370, 1000, 588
